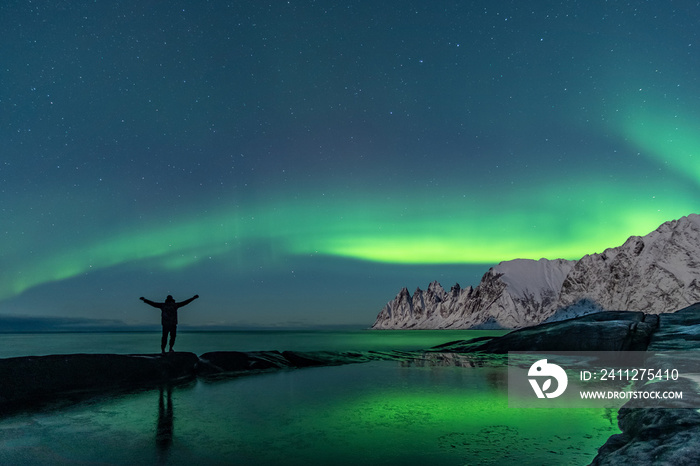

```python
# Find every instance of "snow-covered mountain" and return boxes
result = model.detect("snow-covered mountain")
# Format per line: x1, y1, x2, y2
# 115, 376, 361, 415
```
372, 214, 700, 329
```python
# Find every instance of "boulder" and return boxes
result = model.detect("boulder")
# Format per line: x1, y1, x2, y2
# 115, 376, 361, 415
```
196, 351, 292, 376
590, 303, 700, 464
591, 384, 700, 465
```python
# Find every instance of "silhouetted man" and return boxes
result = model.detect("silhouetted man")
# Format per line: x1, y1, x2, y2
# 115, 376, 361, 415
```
140, 294, 199, 353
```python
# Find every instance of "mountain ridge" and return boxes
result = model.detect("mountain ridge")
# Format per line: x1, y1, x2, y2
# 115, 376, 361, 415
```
372, 213, 700, 329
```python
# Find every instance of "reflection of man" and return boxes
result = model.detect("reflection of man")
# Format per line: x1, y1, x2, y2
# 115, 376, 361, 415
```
156, 385, 173, 459
140, 294, 199, 353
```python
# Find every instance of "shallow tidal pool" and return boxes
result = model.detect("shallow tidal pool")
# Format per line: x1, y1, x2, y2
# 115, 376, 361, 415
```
0, 360, 618, 465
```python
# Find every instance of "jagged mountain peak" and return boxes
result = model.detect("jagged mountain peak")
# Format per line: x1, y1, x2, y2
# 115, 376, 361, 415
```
427, 280, 444, 292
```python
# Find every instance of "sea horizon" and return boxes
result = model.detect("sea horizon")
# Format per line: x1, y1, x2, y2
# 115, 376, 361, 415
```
0, 328, 509, 360
0, 314, 379, 333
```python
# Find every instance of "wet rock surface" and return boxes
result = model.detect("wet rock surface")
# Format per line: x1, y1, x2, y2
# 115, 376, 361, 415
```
0, 349, 419, 412
196, 349, 420, 377
647, 303, 700, 351
429, 311, 660, 353
0, 352, 198, 413
591, 403, 700, 465
589, 304, 700, 465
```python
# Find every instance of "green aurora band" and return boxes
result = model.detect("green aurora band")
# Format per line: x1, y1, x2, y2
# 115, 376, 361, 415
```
2, 172, 695, 301
623, 109, 700, 184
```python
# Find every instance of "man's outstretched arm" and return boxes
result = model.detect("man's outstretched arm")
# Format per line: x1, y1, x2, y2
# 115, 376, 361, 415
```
140, 297, 160, 308
177, 295, 199, 307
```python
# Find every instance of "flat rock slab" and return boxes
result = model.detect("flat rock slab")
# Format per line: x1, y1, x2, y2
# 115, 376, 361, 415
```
196, 349, 416, 377
0, 352, 198, 412
0, 349, 421, 411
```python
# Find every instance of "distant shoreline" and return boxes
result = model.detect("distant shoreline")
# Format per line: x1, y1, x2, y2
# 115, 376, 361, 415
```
0, 315, 374, 333
0, 326, 433, 334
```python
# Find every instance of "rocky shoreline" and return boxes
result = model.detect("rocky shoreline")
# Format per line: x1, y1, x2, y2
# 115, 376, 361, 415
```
0, 348, 417, 414
588, 303, 700, 465
2, 306, 699, 464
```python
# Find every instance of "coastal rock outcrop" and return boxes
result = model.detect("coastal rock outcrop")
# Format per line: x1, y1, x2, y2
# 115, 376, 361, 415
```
0, 349, 415, 412
195, 350, 386, 376
591, 405, 700, 465
429, 311, 660, 354
0, 353, 198, 413
589, 303, 700, 464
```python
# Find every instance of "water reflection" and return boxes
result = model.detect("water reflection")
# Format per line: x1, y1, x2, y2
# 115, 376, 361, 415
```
400, 352, 507, 368
398, 353, 510, 392
156, 384, 174, 463
0, 360, 618, 465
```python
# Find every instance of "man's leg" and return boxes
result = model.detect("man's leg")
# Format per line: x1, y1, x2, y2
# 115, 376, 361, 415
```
161, 326, 168, 353
168, 326, 177, 352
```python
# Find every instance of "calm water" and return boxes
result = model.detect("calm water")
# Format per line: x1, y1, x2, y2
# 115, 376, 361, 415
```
0, 329, 506, 358
0, 331, 618, 465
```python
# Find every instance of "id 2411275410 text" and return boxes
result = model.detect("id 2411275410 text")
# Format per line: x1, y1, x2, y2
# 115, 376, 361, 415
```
581, 368, 679, 382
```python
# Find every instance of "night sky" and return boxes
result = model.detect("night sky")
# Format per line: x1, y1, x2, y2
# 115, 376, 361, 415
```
2, 1, 699, 328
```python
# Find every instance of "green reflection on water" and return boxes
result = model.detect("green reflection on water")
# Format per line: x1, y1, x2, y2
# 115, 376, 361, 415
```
0, 363, 619, 465
174, 363, 619, 465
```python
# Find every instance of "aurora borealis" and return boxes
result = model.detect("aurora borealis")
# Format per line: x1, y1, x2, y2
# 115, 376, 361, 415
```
2, 1, 700, 327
